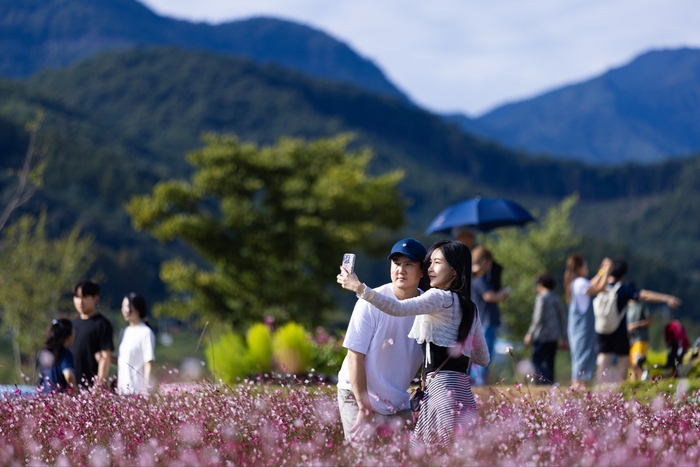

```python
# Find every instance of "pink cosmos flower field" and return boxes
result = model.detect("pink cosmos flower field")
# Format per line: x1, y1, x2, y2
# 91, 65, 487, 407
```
1, 381, 699, 466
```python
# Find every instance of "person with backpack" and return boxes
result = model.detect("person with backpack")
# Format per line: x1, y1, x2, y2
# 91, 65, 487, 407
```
594, 259, 682, 383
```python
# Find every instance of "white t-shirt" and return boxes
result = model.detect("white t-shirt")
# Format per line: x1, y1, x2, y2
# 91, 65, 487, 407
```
337, 283, 423, 415
117, 323, 155, 394
572, 277, 592, 314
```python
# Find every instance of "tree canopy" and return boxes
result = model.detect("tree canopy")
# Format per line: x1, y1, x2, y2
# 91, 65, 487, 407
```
127, 134, 405, 328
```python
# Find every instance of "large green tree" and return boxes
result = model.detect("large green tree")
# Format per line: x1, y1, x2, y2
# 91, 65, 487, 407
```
0, 212, 94, 379
127, 134, 405, 328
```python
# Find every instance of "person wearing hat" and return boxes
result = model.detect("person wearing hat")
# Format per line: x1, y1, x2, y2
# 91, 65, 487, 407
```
336, 238, 426, 442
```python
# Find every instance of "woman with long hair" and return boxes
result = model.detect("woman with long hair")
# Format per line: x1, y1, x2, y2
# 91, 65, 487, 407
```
564, 254, 611, 387
117, 293, 156, 394
338, 239, 489, 451
38, 319, 78, 394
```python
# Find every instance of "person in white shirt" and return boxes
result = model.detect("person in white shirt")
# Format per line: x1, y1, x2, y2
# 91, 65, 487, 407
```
116, 293, 155, 394
338, 239, 489, 452
336, 238, 426, 442
563, 255, 612, 388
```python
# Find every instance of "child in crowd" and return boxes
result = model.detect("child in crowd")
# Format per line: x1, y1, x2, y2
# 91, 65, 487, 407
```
627, 298, 651, 381
38, 319, 79, 394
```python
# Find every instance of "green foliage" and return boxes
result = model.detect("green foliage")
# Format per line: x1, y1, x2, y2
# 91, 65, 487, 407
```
205, 331, 251, 382
620, 378, 700, 401
310, 327, 346, 375
272, 322, 315, 374
128, 134, 405, 327
206, 321, 323, 384
484, 195, 581, 340
0, 212, 94, 378
245, 323, 273, 373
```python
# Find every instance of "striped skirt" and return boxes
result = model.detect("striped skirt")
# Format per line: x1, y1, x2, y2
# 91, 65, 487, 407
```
411, 370, 477, 451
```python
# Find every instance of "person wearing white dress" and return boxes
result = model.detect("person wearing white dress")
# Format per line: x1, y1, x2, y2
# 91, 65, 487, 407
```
117, 293, 155, 394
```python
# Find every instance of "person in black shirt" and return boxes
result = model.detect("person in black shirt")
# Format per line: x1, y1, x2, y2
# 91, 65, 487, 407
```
69, 280, 114, 387
596, 259, 681, 383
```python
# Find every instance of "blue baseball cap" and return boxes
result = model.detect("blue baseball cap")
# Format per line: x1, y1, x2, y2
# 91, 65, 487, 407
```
388, 238, 427, 263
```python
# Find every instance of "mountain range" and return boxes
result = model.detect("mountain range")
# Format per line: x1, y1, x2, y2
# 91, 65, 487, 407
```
454, 48, 700, 165
3, 0, 700, 165
0, 0, 405, 100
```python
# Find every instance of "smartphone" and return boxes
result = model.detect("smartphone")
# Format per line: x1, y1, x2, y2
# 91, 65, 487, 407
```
342, 253, 356, 275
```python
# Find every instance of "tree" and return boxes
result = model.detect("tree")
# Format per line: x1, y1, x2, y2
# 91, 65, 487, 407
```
0, 110, 46, 231
127, 134, 405, 328
483, 195, 581, 340
0, 212, 94, 380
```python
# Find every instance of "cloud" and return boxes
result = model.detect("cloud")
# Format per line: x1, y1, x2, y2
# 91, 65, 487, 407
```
140, 0, 700, 116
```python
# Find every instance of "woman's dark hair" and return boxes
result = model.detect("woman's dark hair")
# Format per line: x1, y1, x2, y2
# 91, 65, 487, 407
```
537, 273, 556, 290
124, 293, 148, 320
425, 239, 477, 344
44, 319, 73, 360
611, 259, 628, 280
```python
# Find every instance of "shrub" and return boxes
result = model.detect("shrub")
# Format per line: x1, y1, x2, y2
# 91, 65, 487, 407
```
272, 322, 314, 374
246, 323, 273, 373
310, 327, 346, 375
205, 331, 255, 381
206, 322, 328, 383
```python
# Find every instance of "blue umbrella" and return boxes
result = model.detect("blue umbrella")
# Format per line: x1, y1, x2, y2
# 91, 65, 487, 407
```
426, 197, 535, 235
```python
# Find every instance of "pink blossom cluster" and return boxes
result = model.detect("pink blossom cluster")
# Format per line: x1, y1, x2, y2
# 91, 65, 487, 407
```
1, 382, 700, 465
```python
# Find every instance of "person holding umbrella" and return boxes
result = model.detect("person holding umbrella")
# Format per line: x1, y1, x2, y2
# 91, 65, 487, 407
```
429, 196, 534, 295
470, 246, 509, 385
452, 225, 504, 292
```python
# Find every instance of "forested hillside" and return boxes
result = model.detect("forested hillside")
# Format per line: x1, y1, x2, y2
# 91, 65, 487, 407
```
0, 0, 405, 100
1, 47, 699, 319
25, 49, 688, 203
6, 0, 700, 170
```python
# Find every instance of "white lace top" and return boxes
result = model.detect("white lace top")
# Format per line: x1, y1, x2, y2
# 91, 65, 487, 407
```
359, 286, 490, 367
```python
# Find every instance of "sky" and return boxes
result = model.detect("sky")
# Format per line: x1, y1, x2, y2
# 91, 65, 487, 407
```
140, 0, 700, 117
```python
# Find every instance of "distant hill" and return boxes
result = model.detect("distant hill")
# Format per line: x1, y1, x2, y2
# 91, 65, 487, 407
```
454, 48, 700, 165
0, 0, 407, 100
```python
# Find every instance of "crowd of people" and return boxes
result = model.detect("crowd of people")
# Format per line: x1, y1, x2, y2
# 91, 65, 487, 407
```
37, 280, 156, 395
335, 235, 684, 451
562, 254, 681, 386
